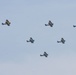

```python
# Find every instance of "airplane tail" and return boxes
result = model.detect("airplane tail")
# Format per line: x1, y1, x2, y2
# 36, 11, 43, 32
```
40, 54, 44, 56
73, 25, 76, 27
57, 41, 61, 43
26, 40, 30, 42
2, 23, 6, 25
45, 24, 48, 26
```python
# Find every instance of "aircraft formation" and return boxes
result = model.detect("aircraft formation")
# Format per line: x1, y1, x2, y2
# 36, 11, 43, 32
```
1, 19, 75, 58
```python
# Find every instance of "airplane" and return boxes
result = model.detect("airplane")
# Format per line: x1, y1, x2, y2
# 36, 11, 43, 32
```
40, 52, 48, 57
45, 20, 54, 27
57, 38, 65, 44
2, 19, 11, 26
73, 25, 76, 27
26, 37, 34, 43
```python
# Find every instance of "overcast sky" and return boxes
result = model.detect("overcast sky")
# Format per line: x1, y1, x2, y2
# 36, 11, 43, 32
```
0, 0, 76, 75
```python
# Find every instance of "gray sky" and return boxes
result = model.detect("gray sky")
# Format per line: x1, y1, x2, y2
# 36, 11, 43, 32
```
0, 0, 76, 75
